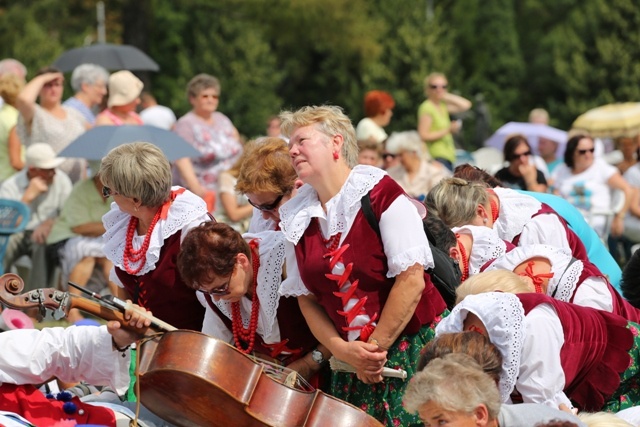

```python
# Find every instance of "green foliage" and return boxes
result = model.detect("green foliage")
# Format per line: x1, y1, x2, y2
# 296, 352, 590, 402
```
1, 0, 640, 143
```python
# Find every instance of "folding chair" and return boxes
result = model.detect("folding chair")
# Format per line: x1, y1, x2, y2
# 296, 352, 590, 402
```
0, 199, 30, 275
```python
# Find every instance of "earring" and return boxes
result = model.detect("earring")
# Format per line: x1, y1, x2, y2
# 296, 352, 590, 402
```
134, 206, 139, 212
333, 151, 339, 160
483, 217, 488, 224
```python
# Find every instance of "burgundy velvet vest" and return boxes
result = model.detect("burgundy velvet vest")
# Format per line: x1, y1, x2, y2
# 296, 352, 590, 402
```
569, 260, 640, 323
518, 293, 633, 411
0, 384, 115, 426
204, 295, 318, 364
116, 231, 205, 331
294, 176, 446, 341
512, 203, 593, 270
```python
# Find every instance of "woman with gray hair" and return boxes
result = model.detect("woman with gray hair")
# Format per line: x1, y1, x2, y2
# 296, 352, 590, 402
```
173, 73, 243, 203
100, 142, 209, 330
404, 353, 586, 426
278, 105, 446, 426
385, 130, 451, 200
62, 63, 109, 125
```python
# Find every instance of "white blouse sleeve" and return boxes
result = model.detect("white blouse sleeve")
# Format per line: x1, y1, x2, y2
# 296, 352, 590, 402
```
0, 326, 130, 395
379, 195, 433, 277
279, 240, 312, 297
518, 214, 570, 250
517, 304, 572, 408
572, 277, 614, 312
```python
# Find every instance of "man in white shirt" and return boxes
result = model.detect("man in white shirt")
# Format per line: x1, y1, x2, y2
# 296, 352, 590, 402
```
0, 143, 71, 290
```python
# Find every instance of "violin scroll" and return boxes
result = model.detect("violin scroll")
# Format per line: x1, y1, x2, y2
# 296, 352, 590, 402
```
1, 273, 25, 295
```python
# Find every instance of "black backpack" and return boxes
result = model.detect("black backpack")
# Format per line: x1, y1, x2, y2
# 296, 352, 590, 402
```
360, 192, 461, 309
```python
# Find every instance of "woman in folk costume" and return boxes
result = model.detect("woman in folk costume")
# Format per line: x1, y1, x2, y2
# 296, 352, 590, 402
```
429, 177, 596, 271
100, 142, 209, 330
278, 105, 447, 426
436, 291, 640, 412
177, 221, 325, 382
480, 244, 640, 322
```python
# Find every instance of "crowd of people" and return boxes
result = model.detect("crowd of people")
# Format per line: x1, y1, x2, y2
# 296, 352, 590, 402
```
1, 57, 640, 427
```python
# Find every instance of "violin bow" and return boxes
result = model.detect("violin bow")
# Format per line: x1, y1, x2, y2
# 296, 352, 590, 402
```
0, 273, 174, 334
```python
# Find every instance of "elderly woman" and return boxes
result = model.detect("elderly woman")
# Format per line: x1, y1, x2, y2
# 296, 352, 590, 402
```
417, 72, 471, 171
62, 64, 109, 125
16, 67, 87, 182
355, 90, 395, 145
429, 177, 598, 280
235, 137, 299, 232
494, 134, 547, 192
552, 134, 633, 238
95, 71, 144, 126
278, 105, 447, 426
385, 130, 451, 200
0, 73, 24, 182
100, 142, 209, 330
437, 291, 640, 412
173, 73, 243, 198
178, 222, 326, 382
403, 354, 586, 427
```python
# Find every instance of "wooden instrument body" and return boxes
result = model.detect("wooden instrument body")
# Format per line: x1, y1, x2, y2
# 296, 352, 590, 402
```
0, 273, 384, 427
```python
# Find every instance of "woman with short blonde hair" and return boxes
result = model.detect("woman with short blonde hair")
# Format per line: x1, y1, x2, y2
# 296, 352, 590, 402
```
100, 142, 210, 330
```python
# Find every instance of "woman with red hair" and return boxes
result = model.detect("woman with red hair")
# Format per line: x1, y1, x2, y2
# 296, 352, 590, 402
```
355, 90, 395, 145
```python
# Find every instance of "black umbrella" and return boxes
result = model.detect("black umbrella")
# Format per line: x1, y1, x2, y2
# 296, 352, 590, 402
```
53, 43, 160, 72
59, 125, 199, 161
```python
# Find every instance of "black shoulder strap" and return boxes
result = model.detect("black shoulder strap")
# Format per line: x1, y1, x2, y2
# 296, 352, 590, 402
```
361, 192, 380, 237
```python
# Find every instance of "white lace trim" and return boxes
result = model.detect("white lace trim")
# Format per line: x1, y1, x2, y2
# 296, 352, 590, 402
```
102, 187, 208, 276
279, 165, 386, 244
211, 231, 287, 341
452, 225, 506, 275
387, 245, 433, 277
485, 244, 581, 302
493, 188, 542, 242
436, 292, 526, 403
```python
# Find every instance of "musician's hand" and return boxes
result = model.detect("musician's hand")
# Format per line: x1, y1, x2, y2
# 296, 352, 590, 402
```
123, 300, 152, 329
107, 320, 141, 348
335, 340, 386, 384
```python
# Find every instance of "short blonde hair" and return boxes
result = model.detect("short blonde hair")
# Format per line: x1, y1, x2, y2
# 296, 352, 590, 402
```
578, 411, 634, 427
99, 142, 171, 207
428, 177, 490, 227
403, 353, 500, 419
424, 72, 447, 91
456, 270, 533, 305
235, 137, 297, 195
279, 105, 358, 168
0, 74, 24, 106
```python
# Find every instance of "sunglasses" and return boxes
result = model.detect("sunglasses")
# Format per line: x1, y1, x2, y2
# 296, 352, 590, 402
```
510, 151, 532, 161
429, 84, 448, 89
382, 153, 397, 160
577, 148, 595, 155
248, 194, 284, 212
102, 186, 118, 198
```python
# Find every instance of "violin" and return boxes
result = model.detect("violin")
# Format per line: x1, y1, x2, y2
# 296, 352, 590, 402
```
0, 273, 384, 427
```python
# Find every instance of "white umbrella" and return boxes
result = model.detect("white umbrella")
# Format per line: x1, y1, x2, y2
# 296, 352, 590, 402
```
484, 122, 568, 157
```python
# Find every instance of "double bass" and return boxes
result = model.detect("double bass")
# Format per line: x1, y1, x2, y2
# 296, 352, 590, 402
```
0, 273, 383, 427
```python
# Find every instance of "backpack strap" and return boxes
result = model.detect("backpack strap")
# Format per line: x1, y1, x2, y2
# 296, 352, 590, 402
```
361, 192, 380, 237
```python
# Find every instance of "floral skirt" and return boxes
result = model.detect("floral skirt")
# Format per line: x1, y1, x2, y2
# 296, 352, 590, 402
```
602, 322, 640, 412
331, 311, 448, 427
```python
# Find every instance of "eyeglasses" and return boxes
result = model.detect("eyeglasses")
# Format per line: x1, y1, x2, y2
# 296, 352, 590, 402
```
102, 186, 118, 198
382, 153, 397, 160
200, 94, 219, 99
510, 151, 532, 161
577, 148, 595, 155
32, 168, 56, 176
196, 280, 230, 296
429, 84, 448, 89
247, 194, 284, 212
